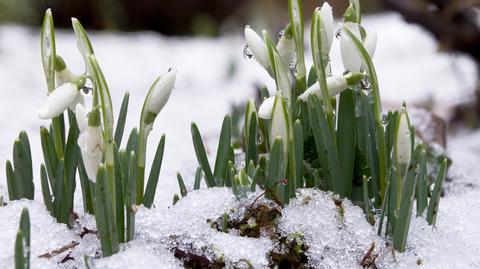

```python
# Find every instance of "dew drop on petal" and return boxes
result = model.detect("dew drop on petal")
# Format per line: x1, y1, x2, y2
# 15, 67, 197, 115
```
243, 45, 254, 60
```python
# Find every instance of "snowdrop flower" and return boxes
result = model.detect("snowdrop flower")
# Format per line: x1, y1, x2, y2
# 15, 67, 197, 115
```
258, 96, 276, 119
276, 24, 295, 70
395, 106, 412, 181
245, 26, 270, 70
78, 107, 103, 182
319, 2, 335, 55
340, 22, 377, 72
299, 72, 363, 102
38, 76, 86, 119
143, 69, 176, 125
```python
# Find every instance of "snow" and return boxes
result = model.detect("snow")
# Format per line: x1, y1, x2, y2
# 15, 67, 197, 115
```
0, 12, 479, 269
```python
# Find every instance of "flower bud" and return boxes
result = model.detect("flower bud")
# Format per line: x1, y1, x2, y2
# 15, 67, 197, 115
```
258, 96, 275, 119
319, 2, 335, 55
340, 23, 378, 72
395, 106, 412, 181
299, 72, 363, 102
270, 93, 290, 158
276, 24, 295, 70
245, 26, 270, 70
144, 69, 176, 124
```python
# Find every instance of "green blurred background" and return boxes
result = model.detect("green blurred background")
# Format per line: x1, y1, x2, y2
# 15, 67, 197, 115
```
0, 0, 384, 36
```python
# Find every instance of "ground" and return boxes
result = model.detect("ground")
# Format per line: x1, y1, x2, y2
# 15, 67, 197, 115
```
0, 13, 479, 268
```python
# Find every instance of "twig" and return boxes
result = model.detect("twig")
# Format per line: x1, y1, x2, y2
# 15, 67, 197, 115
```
39, 241, 79, 259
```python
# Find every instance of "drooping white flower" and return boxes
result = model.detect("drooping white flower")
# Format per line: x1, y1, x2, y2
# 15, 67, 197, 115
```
258, 96, 276, 119
146, 69, 177, 116
299, 72, 363, 101
340, 23, 377, 72
395, 106, 412, 181
78, 107, 103, 182
319, 2, 335, 55
276, 24, 295, 70
38, 81, 82, 119
245, 26, 270, 70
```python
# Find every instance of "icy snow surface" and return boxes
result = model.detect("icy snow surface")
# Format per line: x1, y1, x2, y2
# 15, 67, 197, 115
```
0, 13, 479, 268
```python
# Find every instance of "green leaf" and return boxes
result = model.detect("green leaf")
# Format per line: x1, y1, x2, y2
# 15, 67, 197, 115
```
41, 9, 56, 92
392, 163, 417, 252
191, 122, 215, 187
113, 144, 125, 243
40, 126, 58, 187
287, 0, 306, 79
427, 159, 448, 226
266, 138, 284, 202
52, 159, 65, 221
194, 167, 202, 190
71, 18, 95, 64
40, 164, 53, 213
246, 111, 259, 165
114, 92, 130, 147
14, 231, 26, 269
337, 89, 356, 197
177, 172, 188, 197
126, 128, 138, 156
19, 208, 30, 269
126, 152, 137, 241
6, 160, 16, 200
416, 149, 428, 216
225, 161, 234, 188
307, 95, 341, 194
94, 165, 119, 256
214, 115, 232, 184
13, 139, 32, 199
172, 194, 180, 205
78, 155, 94, 214
293, 120, 304, 189
143, 135, 166, 208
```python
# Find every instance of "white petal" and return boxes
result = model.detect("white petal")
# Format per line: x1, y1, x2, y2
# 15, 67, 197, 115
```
78, 126, 103, 182
361, 31, 378, 71
258, 97, 275, 119
68, 91, 85, 112
245, 26, 270, 70
276, 34, 295, 70
270, 94, 290, 158
299, 75, 348, 101
340, 23, 362, 72
75, 104, 88, 133
38, 83, 79, 119
320, 2, 335, 54
147, 70, 177, 115
365, 31, 377, 58
396, 111, 411, 165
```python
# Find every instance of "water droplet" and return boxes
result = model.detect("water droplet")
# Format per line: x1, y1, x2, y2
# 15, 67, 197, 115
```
335, 29, 343, 39
243, 45, 254, 60
168, 67, 172, 72
278, 30, 285, 39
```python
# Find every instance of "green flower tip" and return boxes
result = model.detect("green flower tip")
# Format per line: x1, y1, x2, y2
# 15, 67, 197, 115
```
71, 75, 86, 89
88, 106, 101, 127
55, 55, 66, 72
345, 72, 364, 86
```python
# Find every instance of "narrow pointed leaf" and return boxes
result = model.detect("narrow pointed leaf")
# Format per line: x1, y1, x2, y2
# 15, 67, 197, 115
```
191, 122, 215, 187
143, 135, 166, 208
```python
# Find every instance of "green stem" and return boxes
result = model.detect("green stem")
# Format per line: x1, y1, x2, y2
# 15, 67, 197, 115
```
136, 127, 146, 204
51, 117, 64, 159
